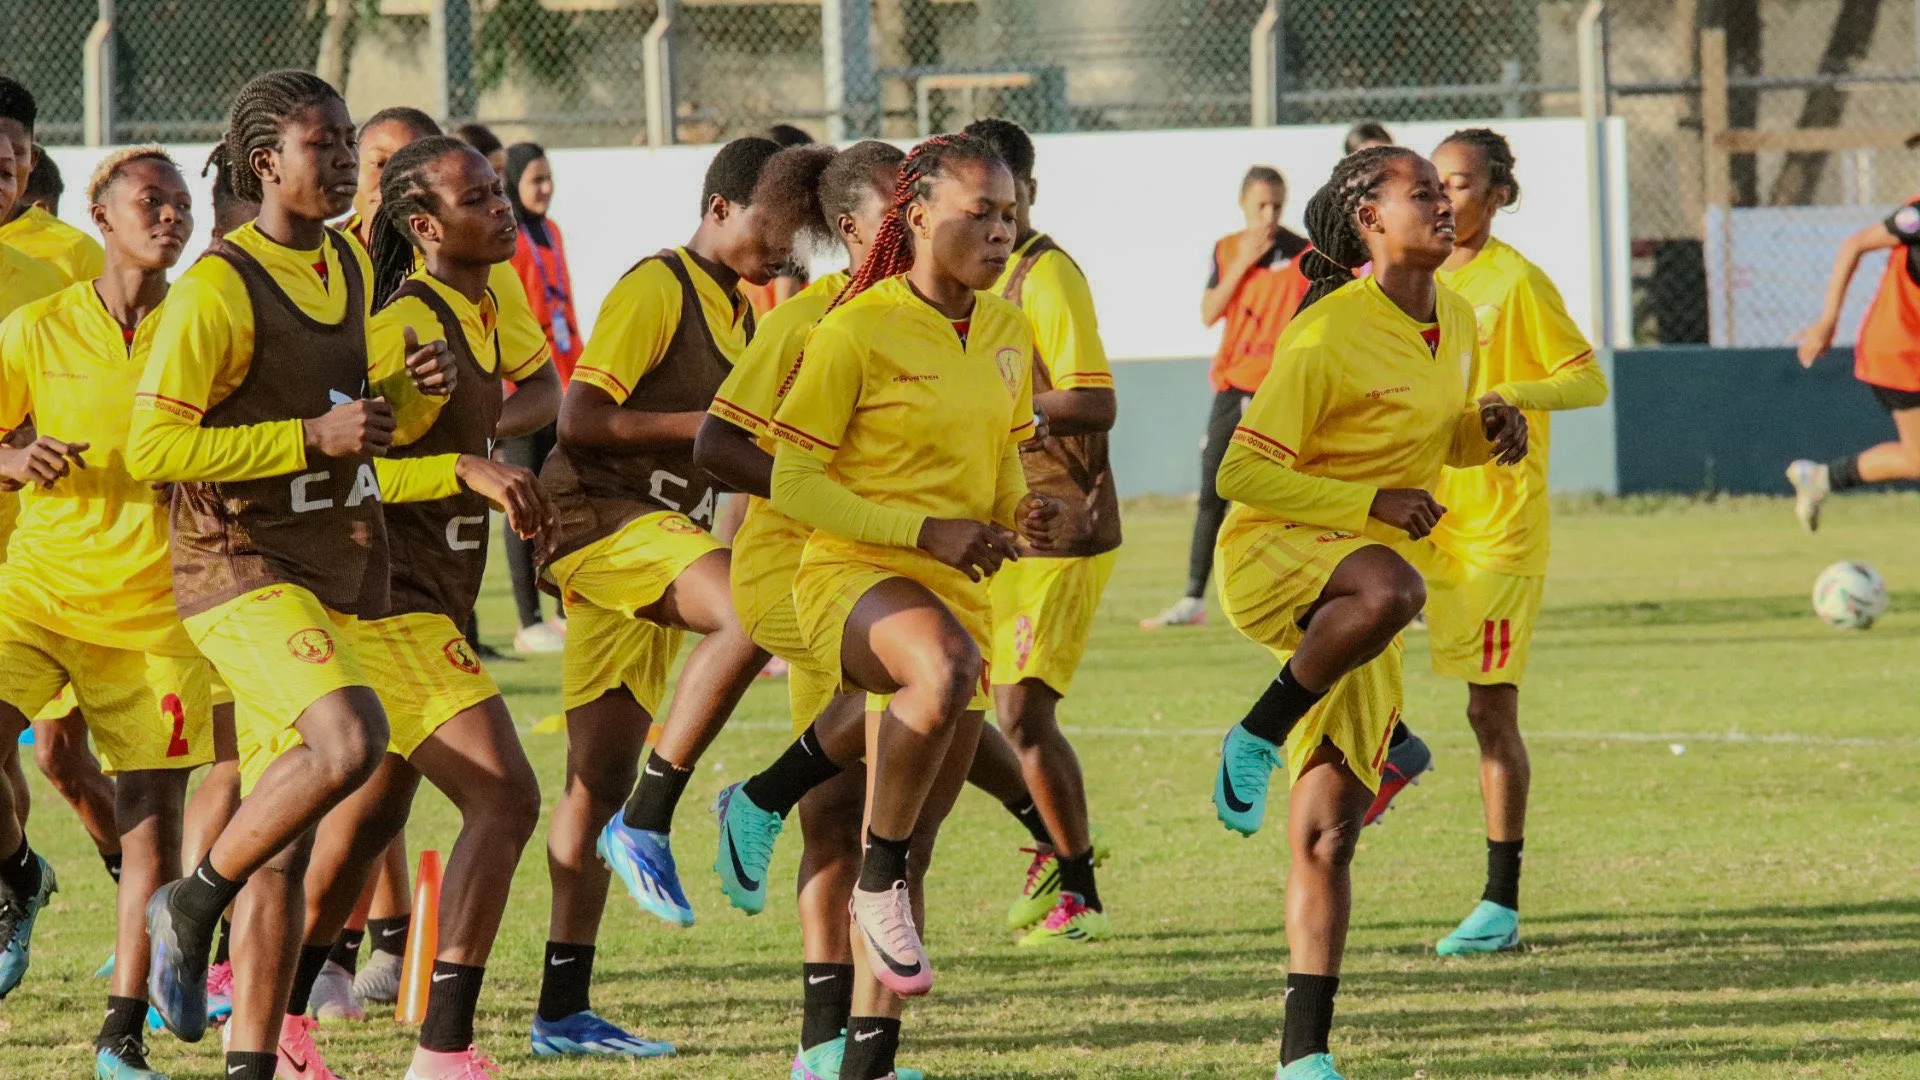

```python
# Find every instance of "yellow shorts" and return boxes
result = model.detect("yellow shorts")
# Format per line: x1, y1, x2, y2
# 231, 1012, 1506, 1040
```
32, 684, 75, 723
185, 584, 371, 796
1403, 543, 1545, 686
549, 511, 722, 716
794, 540, 992, 714
358, 612, 501, 758
989, 551, 1117, 696
1216, 522, 1402, 793
730, 505, 844, 733
0, 611, 214, 774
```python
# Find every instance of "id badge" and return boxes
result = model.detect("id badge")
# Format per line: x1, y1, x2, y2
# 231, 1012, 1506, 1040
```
551, 311, 573, 355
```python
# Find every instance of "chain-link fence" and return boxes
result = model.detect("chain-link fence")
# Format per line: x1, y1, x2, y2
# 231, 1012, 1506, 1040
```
5, 1, 1920, 347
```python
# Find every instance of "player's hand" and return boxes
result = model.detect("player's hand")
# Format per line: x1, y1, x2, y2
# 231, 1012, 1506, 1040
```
456, 454, 555, 547
1016, 492, 1068, 553
403, 326, 457, 397
917, 518, 1022, 581
1235, 222, 1279, 265
1794, 318, 1837, 368
305, 397, 395, 459
0, 437, 89, 490
1477, 395, 1529, 465
1369, 488, 1446, 541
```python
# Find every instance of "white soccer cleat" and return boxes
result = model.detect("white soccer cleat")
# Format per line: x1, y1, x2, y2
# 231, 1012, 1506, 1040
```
1786, 459, 1830, 533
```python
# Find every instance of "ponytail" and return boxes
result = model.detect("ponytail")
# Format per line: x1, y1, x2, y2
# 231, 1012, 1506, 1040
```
367, 135, 472, 307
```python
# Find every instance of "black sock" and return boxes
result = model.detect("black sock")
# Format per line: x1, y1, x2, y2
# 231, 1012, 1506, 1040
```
367, 915, 410, 959
418, 961, 487, 1052
1389, 721, 1410, 748
1056, 848, 1101, 912
170, 856, 243, 932
1483, 838, 1524, 911
1004, 796, 1053, 847
800, 962, 855, 1051
329, 928, 365, 975
537, 942, 594, 1022
1240, 661, 1326, 746
213, 918, 234, 966
742, 726, 843, 818
621, 750, 694, 833
0, 836, 41, 898
856, 830, 910, 893
839, 1015, 902, 1080
96, 994, 149, 1049
1280, 972, 1340, 1065
286, 943, 333, 1016
225, 1051, 280, 1080
102, 851, 123, 884
1829, 454, 1864, 491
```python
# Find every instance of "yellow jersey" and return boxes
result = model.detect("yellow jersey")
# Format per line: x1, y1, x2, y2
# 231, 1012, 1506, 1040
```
0, 206, 105, 286
369, 268, 548, 446
0, 284, 192, 654
339, 216, 551, 384
771, 274, 1036, 538
128, 222, 458, 503
1217, 275, 1494, 544
0, 243, 67, 552
1431, 237, 1606, 576
993, 235, 1113, 391
571, 247, 752, 406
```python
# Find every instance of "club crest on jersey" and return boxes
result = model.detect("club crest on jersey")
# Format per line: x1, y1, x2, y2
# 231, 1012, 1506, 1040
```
1315, 530, 1359, 543
442, 637, 482, 675
1013, 615, 1036, 671
658, 514, 704, 536
287, 628, 335, 664
995, 347, 1024, 394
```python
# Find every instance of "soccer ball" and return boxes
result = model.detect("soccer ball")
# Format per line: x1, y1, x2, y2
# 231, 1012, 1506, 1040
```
1811, 561, 1889, 630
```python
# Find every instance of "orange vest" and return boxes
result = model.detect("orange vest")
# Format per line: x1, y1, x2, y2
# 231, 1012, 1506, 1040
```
1856, 218, 1920, 391
511, 220, 582, 384
1209, 231, 1311, 392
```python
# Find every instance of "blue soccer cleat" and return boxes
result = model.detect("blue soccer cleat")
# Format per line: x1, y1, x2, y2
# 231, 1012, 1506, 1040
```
143, 880, 209, 1042
790, 1034, 924, 1080
530, 1009, 676, 1057
1363, 728, 1432, 826
597, 815, 695, 927
1276, 1052, 1345, 1079
0, 854, 56, 998
713, 782, 784, 915
1436, 899, 1521, 956
95, 1035, 168, 1079
1214, 724, 1282, 836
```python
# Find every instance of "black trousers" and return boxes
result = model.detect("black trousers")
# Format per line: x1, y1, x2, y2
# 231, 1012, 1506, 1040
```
1184, 387, 1254, 599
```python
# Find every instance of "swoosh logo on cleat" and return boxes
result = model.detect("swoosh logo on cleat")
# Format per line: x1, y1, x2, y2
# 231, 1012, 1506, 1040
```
858, 924, 923, 979
1219, 762, 1253, 814
726, 833, 763, 893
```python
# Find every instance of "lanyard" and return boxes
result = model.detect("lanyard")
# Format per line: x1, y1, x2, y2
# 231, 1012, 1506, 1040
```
524, 226, 574, 354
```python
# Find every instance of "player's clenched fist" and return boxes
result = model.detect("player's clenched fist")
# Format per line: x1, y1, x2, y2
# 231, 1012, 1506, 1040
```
1369, 487, 1446, 541
304, 397, 395, 458
918, 517, 1023, 582
456, 454, 555, 547
403, 325, 458, 397
0, 436, 89, 490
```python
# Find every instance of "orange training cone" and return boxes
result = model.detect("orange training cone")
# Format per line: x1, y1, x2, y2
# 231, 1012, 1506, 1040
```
395, 849, 441, 1023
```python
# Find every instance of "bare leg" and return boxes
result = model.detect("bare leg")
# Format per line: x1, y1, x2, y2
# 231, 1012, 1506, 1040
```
546, 689, 647, 946
1284, 744, 1375, 976
226, 831, 316, 1055
299, 755, 421, 953
181, 702, 239, 871
963, 722, 1030, 807
1466, 684, 1527, 841
641, 549, 769, 771
109, 771, 190, 1001
1853, 406, 1920, 482
992, 680, 1090, 858
1288, 547, 1426, 694
796, 766, 865, 965
33, 710, 119, 862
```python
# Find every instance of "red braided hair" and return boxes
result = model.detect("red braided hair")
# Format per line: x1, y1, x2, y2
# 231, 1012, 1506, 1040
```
824, 133, 1004, 315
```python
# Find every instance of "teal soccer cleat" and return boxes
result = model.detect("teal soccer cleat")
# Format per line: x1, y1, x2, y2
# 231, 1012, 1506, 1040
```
712, 782, 784, 915
1214, 724, 1282, 836
1436, 899, 1521, 956
1276, 1052, 1345, 1079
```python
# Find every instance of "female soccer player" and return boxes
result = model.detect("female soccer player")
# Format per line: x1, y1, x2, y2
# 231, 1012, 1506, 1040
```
767, 132, 1059, 1080
0, 148, 213, 1080
529, 135, 805, 1057
1144, 165, 1311, 629
273, 134, 555, 1080
0, 78, 106, 285
127, 70, 453, 1080
1207, 146, 1526, 1079
698, 139, 932, 1078
503, 140, 579, 653
1787, 185, 1920, 529
1404, 128, 1607, 956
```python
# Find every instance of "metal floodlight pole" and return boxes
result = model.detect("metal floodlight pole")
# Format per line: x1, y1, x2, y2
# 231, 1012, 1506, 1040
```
1249, 1, 1282, 127
1577, 0, 1613, 350
645, 0, 680, 147
84, 0, 117, 147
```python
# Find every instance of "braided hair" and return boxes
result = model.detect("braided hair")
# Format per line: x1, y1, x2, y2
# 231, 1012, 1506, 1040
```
367, 135, 473, 306
827, 133, 1006, 314
1297, 146, 1419, 313
1437, 127, 1519, 207
215, 70, 343, 204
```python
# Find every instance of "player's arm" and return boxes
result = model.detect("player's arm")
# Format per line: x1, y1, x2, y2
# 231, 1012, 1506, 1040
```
1025, 256, 1117, 438
0, 314, 84, 490
1201, 233, 1270, 327
127, 272, 339, 483
1215, 344, 1401, 536
1483, 271, 1609, 413
368, 301, 453, 447
557, 264, 693, 451
1799, 211, 1911, 366
497, 361, 560, 440
696, 414, 771, 498
697, 312, 803, 498
374, 454, 462, 503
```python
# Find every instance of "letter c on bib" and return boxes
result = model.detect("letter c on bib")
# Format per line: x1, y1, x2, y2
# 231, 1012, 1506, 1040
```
291, 471, 334, 512
446, 514, 486, 551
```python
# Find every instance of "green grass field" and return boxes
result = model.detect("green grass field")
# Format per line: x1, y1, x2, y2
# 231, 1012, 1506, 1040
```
10, 495, 1920, 1079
